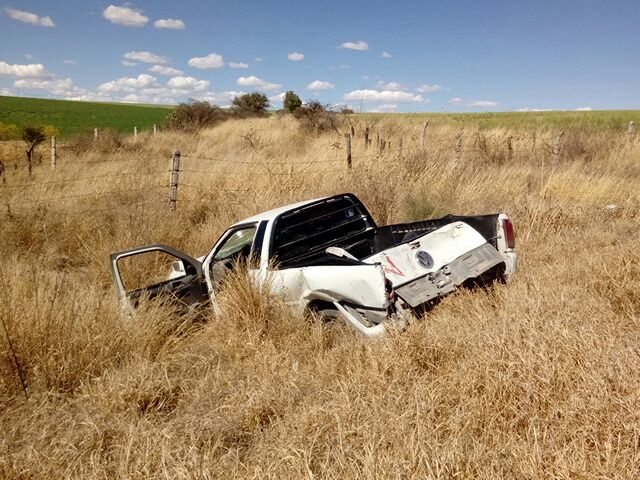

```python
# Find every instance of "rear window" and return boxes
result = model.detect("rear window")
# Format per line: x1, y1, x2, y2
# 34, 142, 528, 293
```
271, 195, 372, 263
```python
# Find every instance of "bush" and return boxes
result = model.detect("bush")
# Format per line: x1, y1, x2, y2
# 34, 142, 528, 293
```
167, 100, 229, 131
43, 125, 60, 138
283, 91, 302, 113
231, 92, 270, 118
293, 100, 344, 133
0, 121, 20, 140
68, 128, 129, 155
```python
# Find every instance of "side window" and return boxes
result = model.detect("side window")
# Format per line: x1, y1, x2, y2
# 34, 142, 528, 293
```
213, 226, 258, 263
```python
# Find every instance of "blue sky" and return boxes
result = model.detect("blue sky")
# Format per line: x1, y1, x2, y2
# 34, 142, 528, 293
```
1, 1, 638, 112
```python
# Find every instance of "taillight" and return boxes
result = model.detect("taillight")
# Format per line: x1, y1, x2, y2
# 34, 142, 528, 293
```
503, 218, 515, 249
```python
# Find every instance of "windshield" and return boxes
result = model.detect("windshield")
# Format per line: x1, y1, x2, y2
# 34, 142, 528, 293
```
213, 226, 257, 262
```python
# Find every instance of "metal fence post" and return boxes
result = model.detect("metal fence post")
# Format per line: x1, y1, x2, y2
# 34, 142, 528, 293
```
345, 133, 352, 169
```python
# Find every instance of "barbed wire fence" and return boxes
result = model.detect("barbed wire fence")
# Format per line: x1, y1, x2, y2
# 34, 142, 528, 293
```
0, 120, 636, 219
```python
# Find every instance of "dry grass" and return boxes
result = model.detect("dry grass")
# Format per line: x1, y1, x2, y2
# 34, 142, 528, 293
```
0, 115, 639, 478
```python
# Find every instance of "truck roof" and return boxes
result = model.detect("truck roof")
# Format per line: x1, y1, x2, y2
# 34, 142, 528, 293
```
231, 196, 328, 226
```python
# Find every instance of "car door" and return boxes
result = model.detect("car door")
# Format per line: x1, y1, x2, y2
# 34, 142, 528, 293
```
110, 244, 209, 310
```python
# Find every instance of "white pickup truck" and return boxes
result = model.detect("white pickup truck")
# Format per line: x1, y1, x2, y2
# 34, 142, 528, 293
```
111, 193, 517, 337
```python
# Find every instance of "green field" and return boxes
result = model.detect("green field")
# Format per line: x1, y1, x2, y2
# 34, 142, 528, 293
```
363, 110, 639, 131
1, 95, 637, 140
0, 95, 173, 138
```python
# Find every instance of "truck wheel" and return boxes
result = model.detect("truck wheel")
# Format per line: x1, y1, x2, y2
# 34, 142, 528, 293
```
317, 308, 340, 321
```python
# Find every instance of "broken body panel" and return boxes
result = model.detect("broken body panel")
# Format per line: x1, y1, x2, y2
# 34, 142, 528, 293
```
111, 193, 517, 337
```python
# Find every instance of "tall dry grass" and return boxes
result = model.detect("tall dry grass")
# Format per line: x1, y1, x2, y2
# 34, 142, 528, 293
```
0, 115, 639, 478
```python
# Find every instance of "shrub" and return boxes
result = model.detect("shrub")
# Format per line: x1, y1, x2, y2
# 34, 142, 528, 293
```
283, 91, 302, 113
231, 92, 270, 118
0, 121, 20, 140
167, 100, 229, 131
294, 100, 344, 133
68, 128, 129, 155
43, 125, 60, 138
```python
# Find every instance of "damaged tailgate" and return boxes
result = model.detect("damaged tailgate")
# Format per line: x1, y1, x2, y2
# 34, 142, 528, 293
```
366, 222, 504, 308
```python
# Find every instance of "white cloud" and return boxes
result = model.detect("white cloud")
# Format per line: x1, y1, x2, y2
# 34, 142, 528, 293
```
149, 65, 183, 76
269, 92, 286, 104
0, 61, 50, 79
237, 75, 282, 90
123, 51, 167, 64
416, 84, 443, 93
378, 81, 403, 91
449, 97, 463, 105
369, 104, 397, 113
103, 5, 148, 27
343, 89, 424, 103
0, 87, 13, 96
167, 76, 209, 91
14, 78, 86, 97
575, 107, 592, 111
154, 18, 185, 30
380, 51, 391, 58
199, 90, 243, 105
188, 53, 224, 69
340, 40, 369, 51
98, 74, 157, 92
5, 7, 55, 27
517, 107, 552, 112
229, 62, 249, 69
307, 80, 334, 90
288, 52, 304, 61
63, 59, 77, 65
467, 100, 498, 108
121, 60, 138, 67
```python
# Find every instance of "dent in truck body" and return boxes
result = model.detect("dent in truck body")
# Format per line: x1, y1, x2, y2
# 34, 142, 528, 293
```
110, 193, 517, 337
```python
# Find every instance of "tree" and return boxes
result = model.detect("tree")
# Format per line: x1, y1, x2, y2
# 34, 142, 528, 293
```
21, 126, 45, 174
283, 90, 302, 113
231, 92, 270, 117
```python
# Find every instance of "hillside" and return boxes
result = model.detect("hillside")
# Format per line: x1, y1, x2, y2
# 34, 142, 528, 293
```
0, 95, 173, 138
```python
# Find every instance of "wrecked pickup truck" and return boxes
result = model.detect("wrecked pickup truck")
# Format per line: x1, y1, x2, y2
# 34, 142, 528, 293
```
111, 193, 516, 337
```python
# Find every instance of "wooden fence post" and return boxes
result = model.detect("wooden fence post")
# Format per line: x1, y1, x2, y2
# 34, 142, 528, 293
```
50, 136, 56, 170
350, 125, 355, 138
169, 150, 181, 211
553, 131, 565, 161
94, 128, 98, 142
421, 121, 429, 149
0, 161, 5, 184
153, 124, 157, 135
455, 132, 464, 162
345, 133, 352, 169
628, 121, 636, 145
364, 127, 370, 148
506, 136, 513, 161
134, 126, 138, 138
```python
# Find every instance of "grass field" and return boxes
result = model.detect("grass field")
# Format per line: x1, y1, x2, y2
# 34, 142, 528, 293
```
0, 95, 173, 138
0, 113, 639, 478
1, 95, 638, 141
